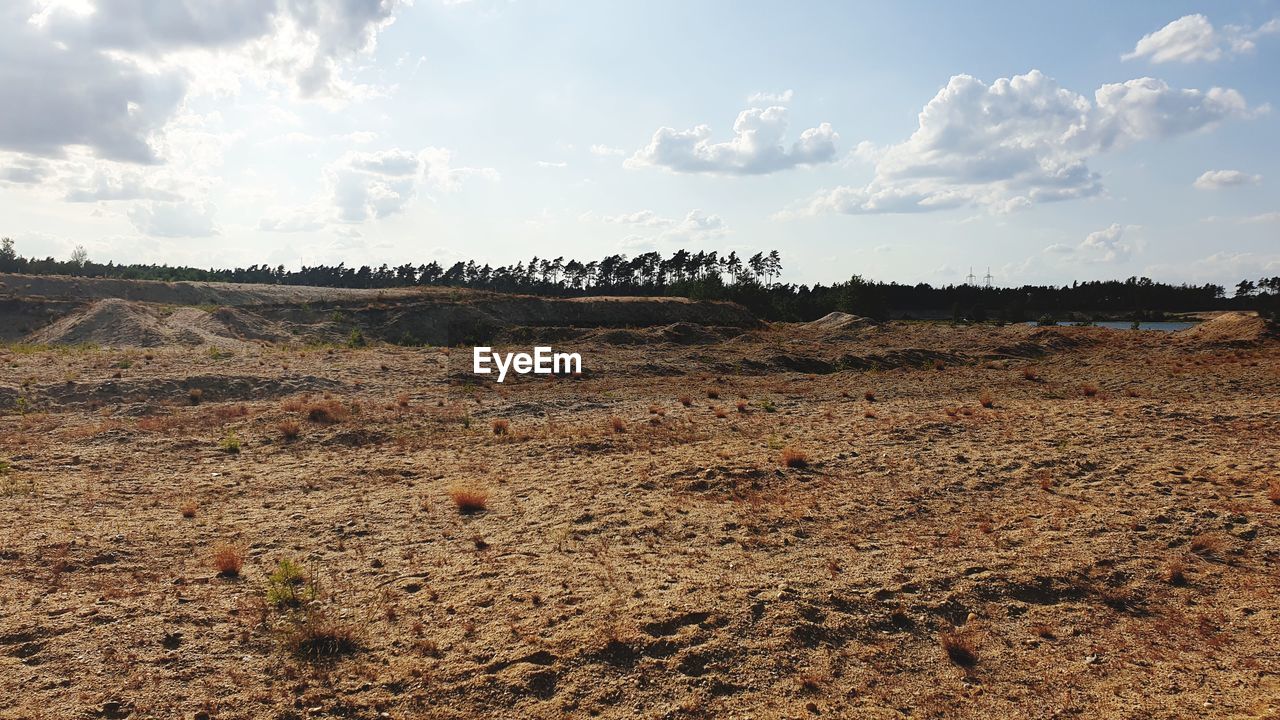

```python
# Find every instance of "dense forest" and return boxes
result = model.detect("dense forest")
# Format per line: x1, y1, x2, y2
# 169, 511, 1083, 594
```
2, 238, 1277, 322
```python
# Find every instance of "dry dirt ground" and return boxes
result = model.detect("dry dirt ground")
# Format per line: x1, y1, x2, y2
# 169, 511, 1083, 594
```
1, 317, 1277, 719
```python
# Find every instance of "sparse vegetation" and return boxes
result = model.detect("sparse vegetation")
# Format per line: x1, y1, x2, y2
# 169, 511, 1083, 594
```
282, 608, 360, 660
1081, 383, 1100, 397
188, 388, 203, 405
278, 419, 301, 441
219, 431, 242, 453
492, 418, 509, 435
780, 447, 809, 469
979, 390, 994, 408
307, 400, 349, 424
449, 486, 489, 514
1163, 559, 1187, 586
212, 543, 245, 577
609, 416, 626, 433
940, 629, 978, 666
266, 559, 308, 607
179, 500, 198, 518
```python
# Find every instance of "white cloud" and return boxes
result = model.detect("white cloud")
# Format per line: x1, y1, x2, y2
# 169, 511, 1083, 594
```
64, 169, 184, 202
127, 201, 218, 237
1122, 14, 1280, 64
1205, 211, 1280, 224
586, 209, 728, 250
1079, 223, 1135, 262
536, 160, 568, 168
627, 106, 838, 175
0, 156, 54, 185
747, 89, 794, 104
1193, 169, 1262, 189
258, 207, 327, 232
589, 144, 625, 157
1042, 224, 1139, 264
601, 210, 673, 228
0, 0, 408, 167
261, 146, 497, 229
782, 70, 1261, 217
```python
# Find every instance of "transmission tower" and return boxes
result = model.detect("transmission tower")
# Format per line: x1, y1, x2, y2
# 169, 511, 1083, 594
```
966, 267, 976, 286
983, 267, 993, 289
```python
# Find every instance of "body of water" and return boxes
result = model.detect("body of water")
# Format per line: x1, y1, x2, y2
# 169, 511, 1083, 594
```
1028, 321, 1198, 332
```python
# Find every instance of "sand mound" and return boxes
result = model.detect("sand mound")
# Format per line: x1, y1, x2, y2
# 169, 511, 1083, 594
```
803, 307, 875, 333
1178, 312, 1277, 345
23, 299, 276, 347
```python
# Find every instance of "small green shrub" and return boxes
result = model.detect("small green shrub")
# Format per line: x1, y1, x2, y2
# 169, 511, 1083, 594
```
219, 431, 241, 453
266, 559, 309, 607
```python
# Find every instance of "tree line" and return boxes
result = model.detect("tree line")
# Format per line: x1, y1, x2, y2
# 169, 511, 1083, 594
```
2, 238, 1276, 322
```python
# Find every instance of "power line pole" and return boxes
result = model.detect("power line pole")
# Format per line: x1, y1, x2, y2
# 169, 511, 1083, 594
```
966, 267, 976, 286
984, 267, 993, 289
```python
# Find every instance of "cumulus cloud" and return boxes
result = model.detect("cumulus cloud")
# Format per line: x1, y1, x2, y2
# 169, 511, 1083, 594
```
64, 169, 185, 202
1193, 169, 1262, 189
0, 0, 407, 167
0, 156, 54, 185
127, 201, 219, 237
747, 89, 794, 104
1043, 224, 1139, 264
1123, 14, 1279, 64
782, 70, 1261, 217
1078, 224, 1135, 262
586, 209, 728, 250
627, 106, 838, 175
261, 146, 497, 229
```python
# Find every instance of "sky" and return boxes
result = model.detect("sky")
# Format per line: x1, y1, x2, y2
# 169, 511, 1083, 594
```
1, 0, 1278, 290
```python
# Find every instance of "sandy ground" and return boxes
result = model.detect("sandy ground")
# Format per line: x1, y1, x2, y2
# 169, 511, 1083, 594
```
1, 321, 1277, 719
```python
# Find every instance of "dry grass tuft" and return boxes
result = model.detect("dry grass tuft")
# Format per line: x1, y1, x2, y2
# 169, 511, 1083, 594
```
283, 610, 360, 661
678, 395, 693, 407
780, 447, 809, 469
706, 388, 720, 400
1267, 480, 1280, 504
1030, 622, 1056, 640
212, 543, 245, 577
307, 400, 349, 424
940, 629, 978, 666
1189, 533, 1228, 559
188, 388, 203, 405
1021, 367, 1041, 382
1163, 559, 1187, 586
609, 416, 626, 433
795, 673, 826, 693
1123, 387, 1141, 398
714, 406, 728, 419
179, 500, 198, 518
396, 393, 410, 408
449, 486, 489, 514
864, 390, 876, 402
278, 419, 301, 441
979, 390, 994, 409
281, 397, 306, 413
1081, 383, 1100, 397
213, 404, 249, 421
736, 400, 748, 413
492, 419, 510, 435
